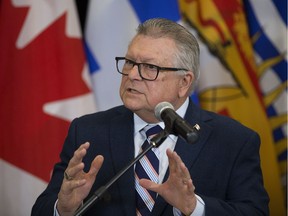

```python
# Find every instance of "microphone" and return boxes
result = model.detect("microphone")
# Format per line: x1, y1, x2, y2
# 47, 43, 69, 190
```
154, 102, 200, 144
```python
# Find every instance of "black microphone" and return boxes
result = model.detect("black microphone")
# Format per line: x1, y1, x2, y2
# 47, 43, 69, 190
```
154, 102, 200, 144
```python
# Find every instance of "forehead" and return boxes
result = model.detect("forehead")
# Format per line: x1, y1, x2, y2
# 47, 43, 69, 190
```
127, 35, 177, 64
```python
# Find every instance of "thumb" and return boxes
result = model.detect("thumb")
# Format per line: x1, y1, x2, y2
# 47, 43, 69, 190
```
89, 155, 104, 177
139, 179, 160, 193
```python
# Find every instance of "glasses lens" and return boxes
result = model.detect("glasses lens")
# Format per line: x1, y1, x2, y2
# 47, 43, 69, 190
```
116, 58, 158, 81
116, 59, 128, 74
139, 63, 158, 80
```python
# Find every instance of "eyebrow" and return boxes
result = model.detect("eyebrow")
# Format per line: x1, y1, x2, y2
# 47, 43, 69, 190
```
125, 56, 161, 65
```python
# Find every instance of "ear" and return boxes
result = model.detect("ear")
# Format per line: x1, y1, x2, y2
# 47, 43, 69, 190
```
178, 71, 194, 97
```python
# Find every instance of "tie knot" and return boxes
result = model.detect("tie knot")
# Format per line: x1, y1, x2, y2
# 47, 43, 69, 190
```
145, 125, 162, 138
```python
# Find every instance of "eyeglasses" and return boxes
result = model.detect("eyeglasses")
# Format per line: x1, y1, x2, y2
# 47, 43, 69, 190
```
115, 57, 188, 81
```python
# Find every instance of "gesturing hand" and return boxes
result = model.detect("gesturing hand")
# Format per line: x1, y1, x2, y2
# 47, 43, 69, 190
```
139, 149, 196, 215
57, 142, 104, 216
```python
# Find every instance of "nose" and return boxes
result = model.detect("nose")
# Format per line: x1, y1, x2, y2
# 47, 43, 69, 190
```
127, 64, 142, 80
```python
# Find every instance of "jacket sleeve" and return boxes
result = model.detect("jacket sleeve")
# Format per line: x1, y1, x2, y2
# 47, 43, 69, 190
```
31, 118, 80, 216
201, 132, 269, 216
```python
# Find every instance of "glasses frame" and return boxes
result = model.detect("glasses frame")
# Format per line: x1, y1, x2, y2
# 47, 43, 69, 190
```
115, 57, 188, 81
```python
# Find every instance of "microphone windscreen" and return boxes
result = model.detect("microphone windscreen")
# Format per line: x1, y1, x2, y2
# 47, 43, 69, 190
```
154, 102, 174, 121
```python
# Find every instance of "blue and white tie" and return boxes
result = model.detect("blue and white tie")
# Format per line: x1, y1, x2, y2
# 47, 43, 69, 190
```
135, 125, 162, 216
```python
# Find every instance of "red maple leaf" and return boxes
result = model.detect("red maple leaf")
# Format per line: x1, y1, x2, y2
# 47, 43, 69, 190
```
0, 1, 90, 182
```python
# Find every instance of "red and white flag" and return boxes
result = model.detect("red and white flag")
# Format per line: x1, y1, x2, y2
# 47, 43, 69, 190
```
0, 1, 95, 215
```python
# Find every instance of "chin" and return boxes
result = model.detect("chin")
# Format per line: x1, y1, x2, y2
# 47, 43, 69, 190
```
122, 99, 139, 110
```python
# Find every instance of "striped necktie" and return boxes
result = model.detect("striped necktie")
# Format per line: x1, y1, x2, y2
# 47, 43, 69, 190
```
135, 125, 162, 216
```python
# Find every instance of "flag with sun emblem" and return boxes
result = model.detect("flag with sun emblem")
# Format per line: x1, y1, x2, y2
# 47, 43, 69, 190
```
0, 0, 96, 215
179, 0, 287, 215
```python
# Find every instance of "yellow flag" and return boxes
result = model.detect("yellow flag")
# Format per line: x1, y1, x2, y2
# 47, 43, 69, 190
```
179, 0, 286, 215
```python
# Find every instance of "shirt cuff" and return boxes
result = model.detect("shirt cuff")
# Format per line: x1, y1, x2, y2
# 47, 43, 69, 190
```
54, 199, 84, 216
173, 194, 205, 216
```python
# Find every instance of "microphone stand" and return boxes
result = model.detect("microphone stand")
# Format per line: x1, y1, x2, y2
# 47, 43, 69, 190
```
74, 130, 169, 216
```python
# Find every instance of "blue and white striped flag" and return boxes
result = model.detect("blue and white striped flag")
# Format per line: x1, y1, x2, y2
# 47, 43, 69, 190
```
85, 0, 181, 111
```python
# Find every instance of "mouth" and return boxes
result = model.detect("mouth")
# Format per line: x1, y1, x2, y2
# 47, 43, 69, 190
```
127, 88, 141, 94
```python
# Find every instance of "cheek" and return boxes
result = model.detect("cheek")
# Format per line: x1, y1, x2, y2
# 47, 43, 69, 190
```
159, 76, 180, 93
119, 77, 127, 91
119, 80, 127, 100
148, 78, 178, 100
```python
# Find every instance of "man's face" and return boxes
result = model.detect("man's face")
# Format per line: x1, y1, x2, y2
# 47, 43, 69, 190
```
119, 35, 192, 122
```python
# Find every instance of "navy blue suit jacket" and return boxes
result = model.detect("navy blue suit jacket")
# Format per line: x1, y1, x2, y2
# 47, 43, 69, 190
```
32, 100, 269, 215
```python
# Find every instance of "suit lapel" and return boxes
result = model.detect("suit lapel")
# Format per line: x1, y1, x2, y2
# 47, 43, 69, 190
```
152, 101, 213, 215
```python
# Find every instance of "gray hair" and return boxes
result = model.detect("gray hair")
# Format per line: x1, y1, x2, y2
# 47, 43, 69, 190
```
136, 18, 200, 92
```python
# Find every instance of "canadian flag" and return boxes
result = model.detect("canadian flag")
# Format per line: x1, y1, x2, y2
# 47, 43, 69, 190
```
0, 0, 96, 215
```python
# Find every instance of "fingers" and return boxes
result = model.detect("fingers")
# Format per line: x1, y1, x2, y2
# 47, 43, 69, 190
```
58, 142, 105, 215
167, 149, 195, 195
64, 142, 90, 180
167, 149, 191, 180
166, 148, 176, 171
64, 163, 85, 180
69, 142, 90, 167
179, 162, 192, 182
61, 178, 87, 194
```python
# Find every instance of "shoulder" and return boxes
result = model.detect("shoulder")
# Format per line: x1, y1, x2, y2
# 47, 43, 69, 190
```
71, 105, 132, 127
206, 110, 257, 137
187, 102, 259, 144
203, 110, 261, 154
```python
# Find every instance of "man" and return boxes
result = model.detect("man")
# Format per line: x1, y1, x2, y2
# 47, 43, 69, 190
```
32, 18, 269, 216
